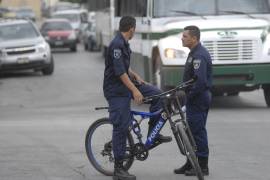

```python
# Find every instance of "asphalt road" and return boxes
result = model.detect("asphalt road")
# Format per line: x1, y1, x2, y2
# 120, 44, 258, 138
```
0, 45, 269, 180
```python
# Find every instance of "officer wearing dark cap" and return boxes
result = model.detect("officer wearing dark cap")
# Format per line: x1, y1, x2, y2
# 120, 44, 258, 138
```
174, 25, 212, 176
103, 16, 172, 180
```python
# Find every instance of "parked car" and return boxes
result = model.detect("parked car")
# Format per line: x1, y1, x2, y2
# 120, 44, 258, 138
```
16, 7, 36, 22
1, 8, 16, 18
51, 9, 88, 42
82, 22, 98, 51
52, 1, 80, 12
0, 19, 54, 75
40, 19, 77, 52
0, 7, 10, 18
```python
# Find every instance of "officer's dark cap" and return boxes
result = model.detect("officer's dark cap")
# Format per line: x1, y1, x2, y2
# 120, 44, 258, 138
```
184, 25, 200, 41
119, 16, 136, 32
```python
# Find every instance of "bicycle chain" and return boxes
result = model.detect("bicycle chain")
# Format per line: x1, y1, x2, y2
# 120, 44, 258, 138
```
133, 143, 148, 161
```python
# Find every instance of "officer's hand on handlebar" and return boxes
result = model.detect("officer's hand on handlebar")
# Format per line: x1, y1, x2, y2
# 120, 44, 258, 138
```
132, 89, 144, 104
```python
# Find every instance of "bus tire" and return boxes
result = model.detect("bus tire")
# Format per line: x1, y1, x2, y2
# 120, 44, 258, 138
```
263, 85, 270, 107
227, 91, 239, 96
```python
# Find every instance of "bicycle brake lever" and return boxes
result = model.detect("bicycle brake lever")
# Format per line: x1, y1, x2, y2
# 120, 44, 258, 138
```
142, 98, 152, 103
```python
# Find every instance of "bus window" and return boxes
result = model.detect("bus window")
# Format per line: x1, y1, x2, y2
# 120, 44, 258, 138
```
116, 0, 147, 17
86, 0, 109, 11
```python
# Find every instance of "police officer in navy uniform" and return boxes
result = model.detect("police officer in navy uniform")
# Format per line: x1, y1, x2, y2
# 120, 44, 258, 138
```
103, 16, 172, 180
174, 25, 212, 176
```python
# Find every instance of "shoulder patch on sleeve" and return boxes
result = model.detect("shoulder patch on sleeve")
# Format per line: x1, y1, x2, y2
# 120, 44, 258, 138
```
193, 59, 201, 69
187, 57, 193, 63
113, 49, 122, 59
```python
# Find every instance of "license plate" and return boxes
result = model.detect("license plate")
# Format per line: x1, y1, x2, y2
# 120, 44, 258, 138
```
55, 41, 63, 46
17, 57, 29, 64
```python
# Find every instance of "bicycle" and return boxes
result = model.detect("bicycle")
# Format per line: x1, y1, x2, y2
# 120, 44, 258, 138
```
85, 78, 204, 180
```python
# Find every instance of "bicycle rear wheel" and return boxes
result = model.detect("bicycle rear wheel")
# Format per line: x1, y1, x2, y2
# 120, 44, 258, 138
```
85, 118, 134, 176
177, 122, 204, 180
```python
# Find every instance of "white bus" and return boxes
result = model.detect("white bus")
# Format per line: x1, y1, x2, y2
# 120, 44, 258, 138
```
86, 0, 270, 107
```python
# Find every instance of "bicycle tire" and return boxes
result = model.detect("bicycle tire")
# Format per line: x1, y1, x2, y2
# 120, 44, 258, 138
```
184, 120, 197, 152
177, 123, 204, 180
173, 120, 186, 155
85, 118, 134, 176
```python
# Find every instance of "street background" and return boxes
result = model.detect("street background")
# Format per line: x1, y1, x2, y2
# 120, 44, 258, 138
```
0, 45, 270, 180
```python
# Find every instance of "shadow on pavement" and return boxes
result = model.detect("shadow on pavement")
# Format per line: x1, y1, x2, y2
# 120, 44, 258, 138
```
211, 95, 267, 109
0, 71, 43, 79
51, 48, 78, 54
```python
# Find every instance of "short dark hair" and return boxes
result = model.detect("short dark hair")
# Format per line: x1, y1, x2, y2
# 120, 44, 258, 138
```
119, 16, 136, 32
184, 25, 200, 41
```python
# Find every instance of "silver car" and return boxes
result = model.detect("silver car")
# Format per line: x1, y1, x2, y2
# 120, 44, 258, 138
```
16, 7, 36, 22
0, 19, 54, 75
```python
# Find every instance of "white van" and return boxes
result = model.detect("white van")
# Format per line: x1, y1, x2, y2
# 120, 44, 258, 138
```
51, 9, 88, 41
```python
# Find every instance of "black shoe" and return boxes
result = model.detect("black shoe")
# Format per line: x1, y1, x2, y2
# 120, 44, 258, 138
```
156, 134, 172, 143
184, 167, 209, 176
202, 168, 209, 176
174, 159, 192, 174
113, 168, 136, 180
198, 156, 209, 176
113, 160, 136, 180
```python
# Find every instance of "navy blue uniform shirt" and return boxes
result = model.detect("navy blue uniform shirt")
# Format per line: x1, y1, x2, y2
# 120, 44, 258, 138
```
183, 42, 212, 100
103, 32, 132, 99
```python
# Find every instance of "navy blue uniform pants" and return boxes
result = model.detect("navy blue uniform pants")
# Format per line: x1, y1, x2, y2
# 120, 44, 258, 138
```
107, 84, 162, 160
137, 83, 163, 129
186, 90, 211, 157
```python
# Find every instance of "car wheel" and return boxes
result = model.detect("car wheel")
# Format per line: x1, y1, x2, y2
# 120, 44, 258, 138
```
84, 43, 88, 51
70, 45, 77, 52
88, 37, 94, 52
263, 85, 270, 107
89, 43, 95, 52
42, 57, 54, 75
227, 92, 239, 96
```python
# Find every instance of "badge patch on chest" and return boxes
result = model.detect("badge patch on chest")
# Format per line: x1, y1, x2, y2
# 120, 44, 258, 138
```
193, 59, 201, 69
114, 49, 122, 59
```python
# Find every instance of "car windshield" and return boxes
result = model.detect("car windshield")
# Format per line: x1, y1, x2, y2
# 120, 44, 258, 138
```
41, 21, 73, 31
153, 0, 270, 17
0, 23, 39, 41
218, 0, 270, 14
52, 14, 80, 22
17, 9, 33, 14
153, 0, 216, 17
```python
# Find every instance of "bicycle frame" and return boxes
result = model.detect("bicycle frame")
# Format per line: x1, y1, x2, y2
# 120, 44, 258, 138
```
129, 77, 198, 152
130, 97, 186, 151
130, 109, 167, 149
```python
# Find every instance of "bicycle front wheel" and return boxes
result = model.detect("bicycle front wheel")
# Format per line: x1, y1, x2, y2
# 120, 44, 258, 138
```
177, 122, 204, 180
85, 118, 134, 176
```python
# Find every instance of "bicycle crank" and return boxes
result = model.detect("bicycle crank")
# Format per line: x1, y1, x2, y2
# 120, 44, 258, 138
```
133, 143, 148, 161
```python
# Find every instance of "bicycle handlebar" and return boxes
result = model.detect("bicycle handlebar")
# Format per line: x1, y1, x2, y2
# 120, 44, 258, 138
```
94, 77, 196, 110
142, 76, 197, 103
